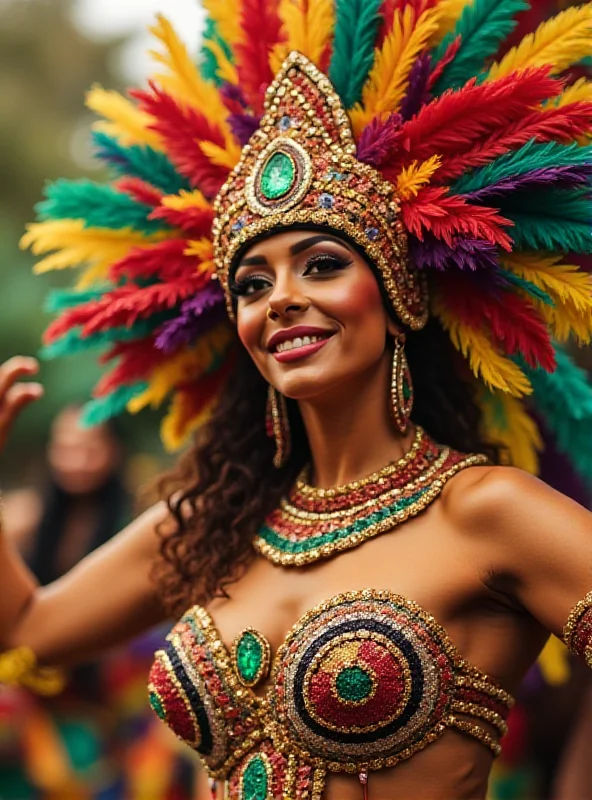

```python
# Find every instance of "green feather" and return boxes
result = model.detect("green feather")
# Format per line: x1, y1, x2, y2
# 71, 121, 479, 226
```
499, 269, 555, 306
44, 288, 107, 313
452, 140, 592, 195
522, 348, 592, 483
501, 186, 592, 253
81, 383, 149, 427
40, 317, 171, 360
431, 0, 529, 94
200, 18, 234, 87
92, 132, 190, 195
36, 179, 170, 235
329, 0, 383, 109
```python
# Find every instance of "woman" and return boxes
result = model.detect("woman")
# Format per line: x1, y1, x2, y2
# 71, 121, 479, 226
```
2, 2, 592, 798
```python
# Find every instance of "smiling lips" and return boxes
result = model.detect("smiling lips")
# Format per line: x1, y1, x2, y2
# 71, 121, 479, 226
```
268, 327, 335, 364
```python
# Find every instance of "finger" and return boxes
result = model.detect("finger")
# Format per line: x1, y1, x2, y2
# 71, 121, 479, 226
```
0, 357, 40, 403
0, 383, 44, 450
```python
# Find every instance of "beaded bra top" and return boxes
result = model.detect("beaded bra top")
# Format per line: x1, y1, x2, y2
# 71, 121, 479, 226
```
149, 590, 514, 799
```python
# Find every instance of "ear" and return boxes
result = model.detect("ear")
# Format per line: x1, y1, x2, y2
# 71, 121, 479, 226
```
386, 315, 403, 338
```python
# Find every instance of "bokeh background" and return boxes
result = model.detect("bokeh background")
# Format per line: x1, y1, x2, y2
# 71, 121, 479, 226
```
0, 1, 590, 799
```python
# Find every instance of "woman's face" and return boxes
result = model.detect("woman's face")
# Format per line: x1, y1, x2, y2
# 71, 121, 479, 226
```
232, 229, 398, 401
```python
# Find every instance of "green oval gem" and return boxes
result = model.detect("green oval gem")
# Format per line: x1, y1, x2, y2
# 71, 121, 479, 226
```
241, 755, 269, 800
236, 631, 264, 686
260, 151, 296, 200
335, 666, 373, 703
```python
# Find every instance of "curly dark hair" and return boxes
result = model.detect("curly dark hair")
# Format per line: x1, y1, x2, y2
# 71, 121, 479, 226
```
153, 312, 502, 618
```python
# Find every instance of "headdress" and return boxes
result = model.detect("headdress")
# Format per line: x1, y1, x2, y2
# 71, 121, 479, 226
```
22, 0, 592, 484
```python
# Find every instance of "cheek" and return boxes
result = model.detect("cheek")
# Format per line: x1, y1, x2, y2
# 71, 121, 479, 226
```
236, 302, 265, 357
328, 269, 386, 329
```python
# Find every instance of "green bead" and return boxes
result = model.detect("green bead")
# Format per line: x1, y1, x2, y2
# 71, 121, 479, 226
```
241, 755, 269, 800
236, 631, 264, 685
260, 151, 295, 200
403, 373, 412, 402
149, 692, 166, 721
335, 666, 373, 703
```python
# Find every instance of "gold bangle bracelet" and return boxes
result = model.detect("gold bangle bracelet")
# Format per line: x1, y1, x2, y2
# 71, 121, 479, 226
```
0, 645, 67, 696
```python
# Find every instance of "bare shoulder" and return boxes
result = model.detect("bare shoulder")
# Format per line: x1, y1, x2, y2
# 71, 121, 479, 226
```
438, 464, 583, 540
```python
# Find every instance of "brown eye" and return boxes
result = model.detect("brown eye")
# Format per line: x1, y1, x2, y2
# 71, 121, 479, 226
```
230, 275, 272, 298
305, 254, 352, 275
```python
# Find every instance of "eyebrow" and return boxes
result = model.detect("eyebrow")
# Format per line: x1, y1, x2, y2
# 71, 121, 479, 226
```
238, 234, 351, 268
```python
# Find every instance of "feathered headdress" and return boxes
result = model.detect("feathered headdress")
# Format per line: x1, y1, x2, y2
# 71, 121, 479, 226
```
22, 0, 592, 483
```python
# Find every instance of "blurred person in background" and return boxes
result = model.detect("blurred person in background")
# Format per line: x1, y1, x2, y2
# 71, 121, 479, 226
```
0, 406, 195, 799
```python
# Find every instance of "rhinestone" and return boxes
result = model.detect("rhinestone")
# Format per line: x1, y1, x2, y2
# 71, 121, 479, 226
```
318, 193, 335, 209
260, 151, 296, 200
365, 227, 380, 241
278, 114, 292, 131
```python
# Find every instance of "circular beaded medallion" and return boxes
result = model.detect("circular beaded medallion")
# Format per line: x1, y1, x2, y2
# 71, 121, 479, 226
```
272, 591, 458, 769
232, 628, 272, 689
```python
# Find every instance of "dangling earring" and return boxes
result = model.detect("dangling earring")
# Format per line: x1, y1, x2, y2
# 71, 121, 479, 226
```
390, 334, 413, 435
266, 385, 291, 468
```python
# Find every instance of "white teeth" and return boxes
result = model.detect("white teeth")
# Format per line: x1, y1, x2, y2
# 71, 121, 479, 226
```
276, 334, 328, 353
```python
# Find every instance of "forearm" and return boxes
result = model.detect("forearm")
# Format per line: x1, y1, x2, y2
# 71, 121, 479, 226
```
0, 533, 38, 647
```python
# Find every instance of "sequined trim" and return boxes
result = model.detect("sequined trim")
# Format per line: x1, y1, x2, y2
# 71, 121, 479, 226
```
563, 591, 592, 668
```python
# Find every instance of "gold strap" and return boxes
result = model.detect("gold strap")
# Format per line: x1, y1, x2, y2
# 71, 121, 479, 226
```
0, 645, 66, 696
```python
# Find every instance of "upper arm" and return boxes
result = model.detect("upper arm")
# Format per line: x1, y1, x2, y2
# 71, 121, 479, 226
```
6, 502, 171, 665
454, 467, 592, 641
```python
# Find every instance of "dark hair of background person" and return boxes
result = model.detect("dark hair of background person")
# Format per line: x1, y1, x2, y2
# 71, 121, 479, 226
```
154, 314, 504, 618
28, 416, 129, 586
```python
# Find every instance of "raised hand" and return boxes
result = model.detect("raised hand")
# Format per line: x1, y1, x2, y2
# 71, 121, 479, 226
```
0, 357, 44, 452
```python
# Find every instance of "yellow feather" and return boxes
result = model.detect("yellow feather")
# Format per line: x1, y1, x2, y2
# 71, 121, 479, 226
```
397, 155, 442, 200
202, 39, 239, 85
201, 0, 244, 48
161, 393, 218, 451
350, 6, 441, 137
538, 637, 571, 687
486, 4, 592, 82
20, 220, 163, 278
129, 325, 233, 413
433, 294, 533, 397
480, 390, 542, 474
161, 190, 211, 212
430, 0, 474, 46
277, 0, 335, 66
198, 139, 242, 170
555, 77, 592, 108
184, 238, 214, 260
503, 252, 592, 314
149, 15, 232, 141
85, 86, 163, 150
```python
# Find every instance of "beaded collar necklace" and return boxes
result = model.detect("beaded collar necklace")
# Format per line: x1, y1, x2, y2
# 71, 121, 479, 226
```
255, 427, 487, 566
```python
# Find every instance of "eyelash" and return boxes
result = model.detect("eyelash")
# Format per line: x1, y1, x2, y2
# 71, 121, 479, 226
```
229, 253, 353, 298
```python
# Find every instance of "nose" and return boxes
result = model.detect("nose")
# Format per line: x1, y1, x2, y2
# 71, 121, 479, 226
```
267, 273, 310, 320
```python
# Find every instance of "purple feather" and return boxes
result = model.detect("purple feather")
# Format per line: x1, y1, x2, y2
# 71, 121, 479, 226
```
400, 54, 432, 122
409, 234, 500, 272
228, 113, 262, 146
155, 282, 226, 353
356, 113, 402, 168
463, 165, 592, 202
220, 82, 249, 109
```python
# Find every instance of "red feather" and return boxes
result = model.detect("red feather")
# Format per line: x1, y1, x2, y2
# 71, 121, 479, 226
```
383, 68, 563, 173
401, 186, 514, 249
94, 338, 168, 396
235, 0, 283, 114
115, 178, 163, 207
132, 85, 230, 198
109, 239, 197, 282
427, 35, 461, 90
437, 274, 556, 371
436, 102, 592, 181
149, 204, 214, 238
83, 277, 207, 336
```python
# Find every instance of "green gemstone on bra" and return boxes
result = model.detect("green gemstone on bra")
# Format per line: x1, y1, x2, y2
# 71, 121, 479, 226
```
241, 755, 269, 800
236, 631, 264, 685
335, 666, 373, 703
260, 151, 296, 200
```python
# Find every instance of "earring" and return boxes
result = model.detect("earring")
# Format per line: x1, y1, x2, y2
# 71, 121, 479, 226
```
391, 334, 413, 435
266, 385, 291, 468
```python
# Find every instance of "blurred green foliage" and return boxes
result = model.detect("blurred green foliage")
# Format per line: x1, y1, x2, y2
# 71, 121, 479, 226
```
0, 0, 164, 483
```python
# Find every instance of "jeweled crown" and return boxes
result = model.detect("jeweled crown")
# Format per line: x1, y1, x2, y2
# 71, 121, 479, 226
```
213, 52, 428, 329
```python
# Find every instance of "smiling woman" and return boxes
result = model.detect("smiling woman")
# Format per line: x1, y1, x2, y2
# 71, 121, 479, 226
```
2, 2, 592, 800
